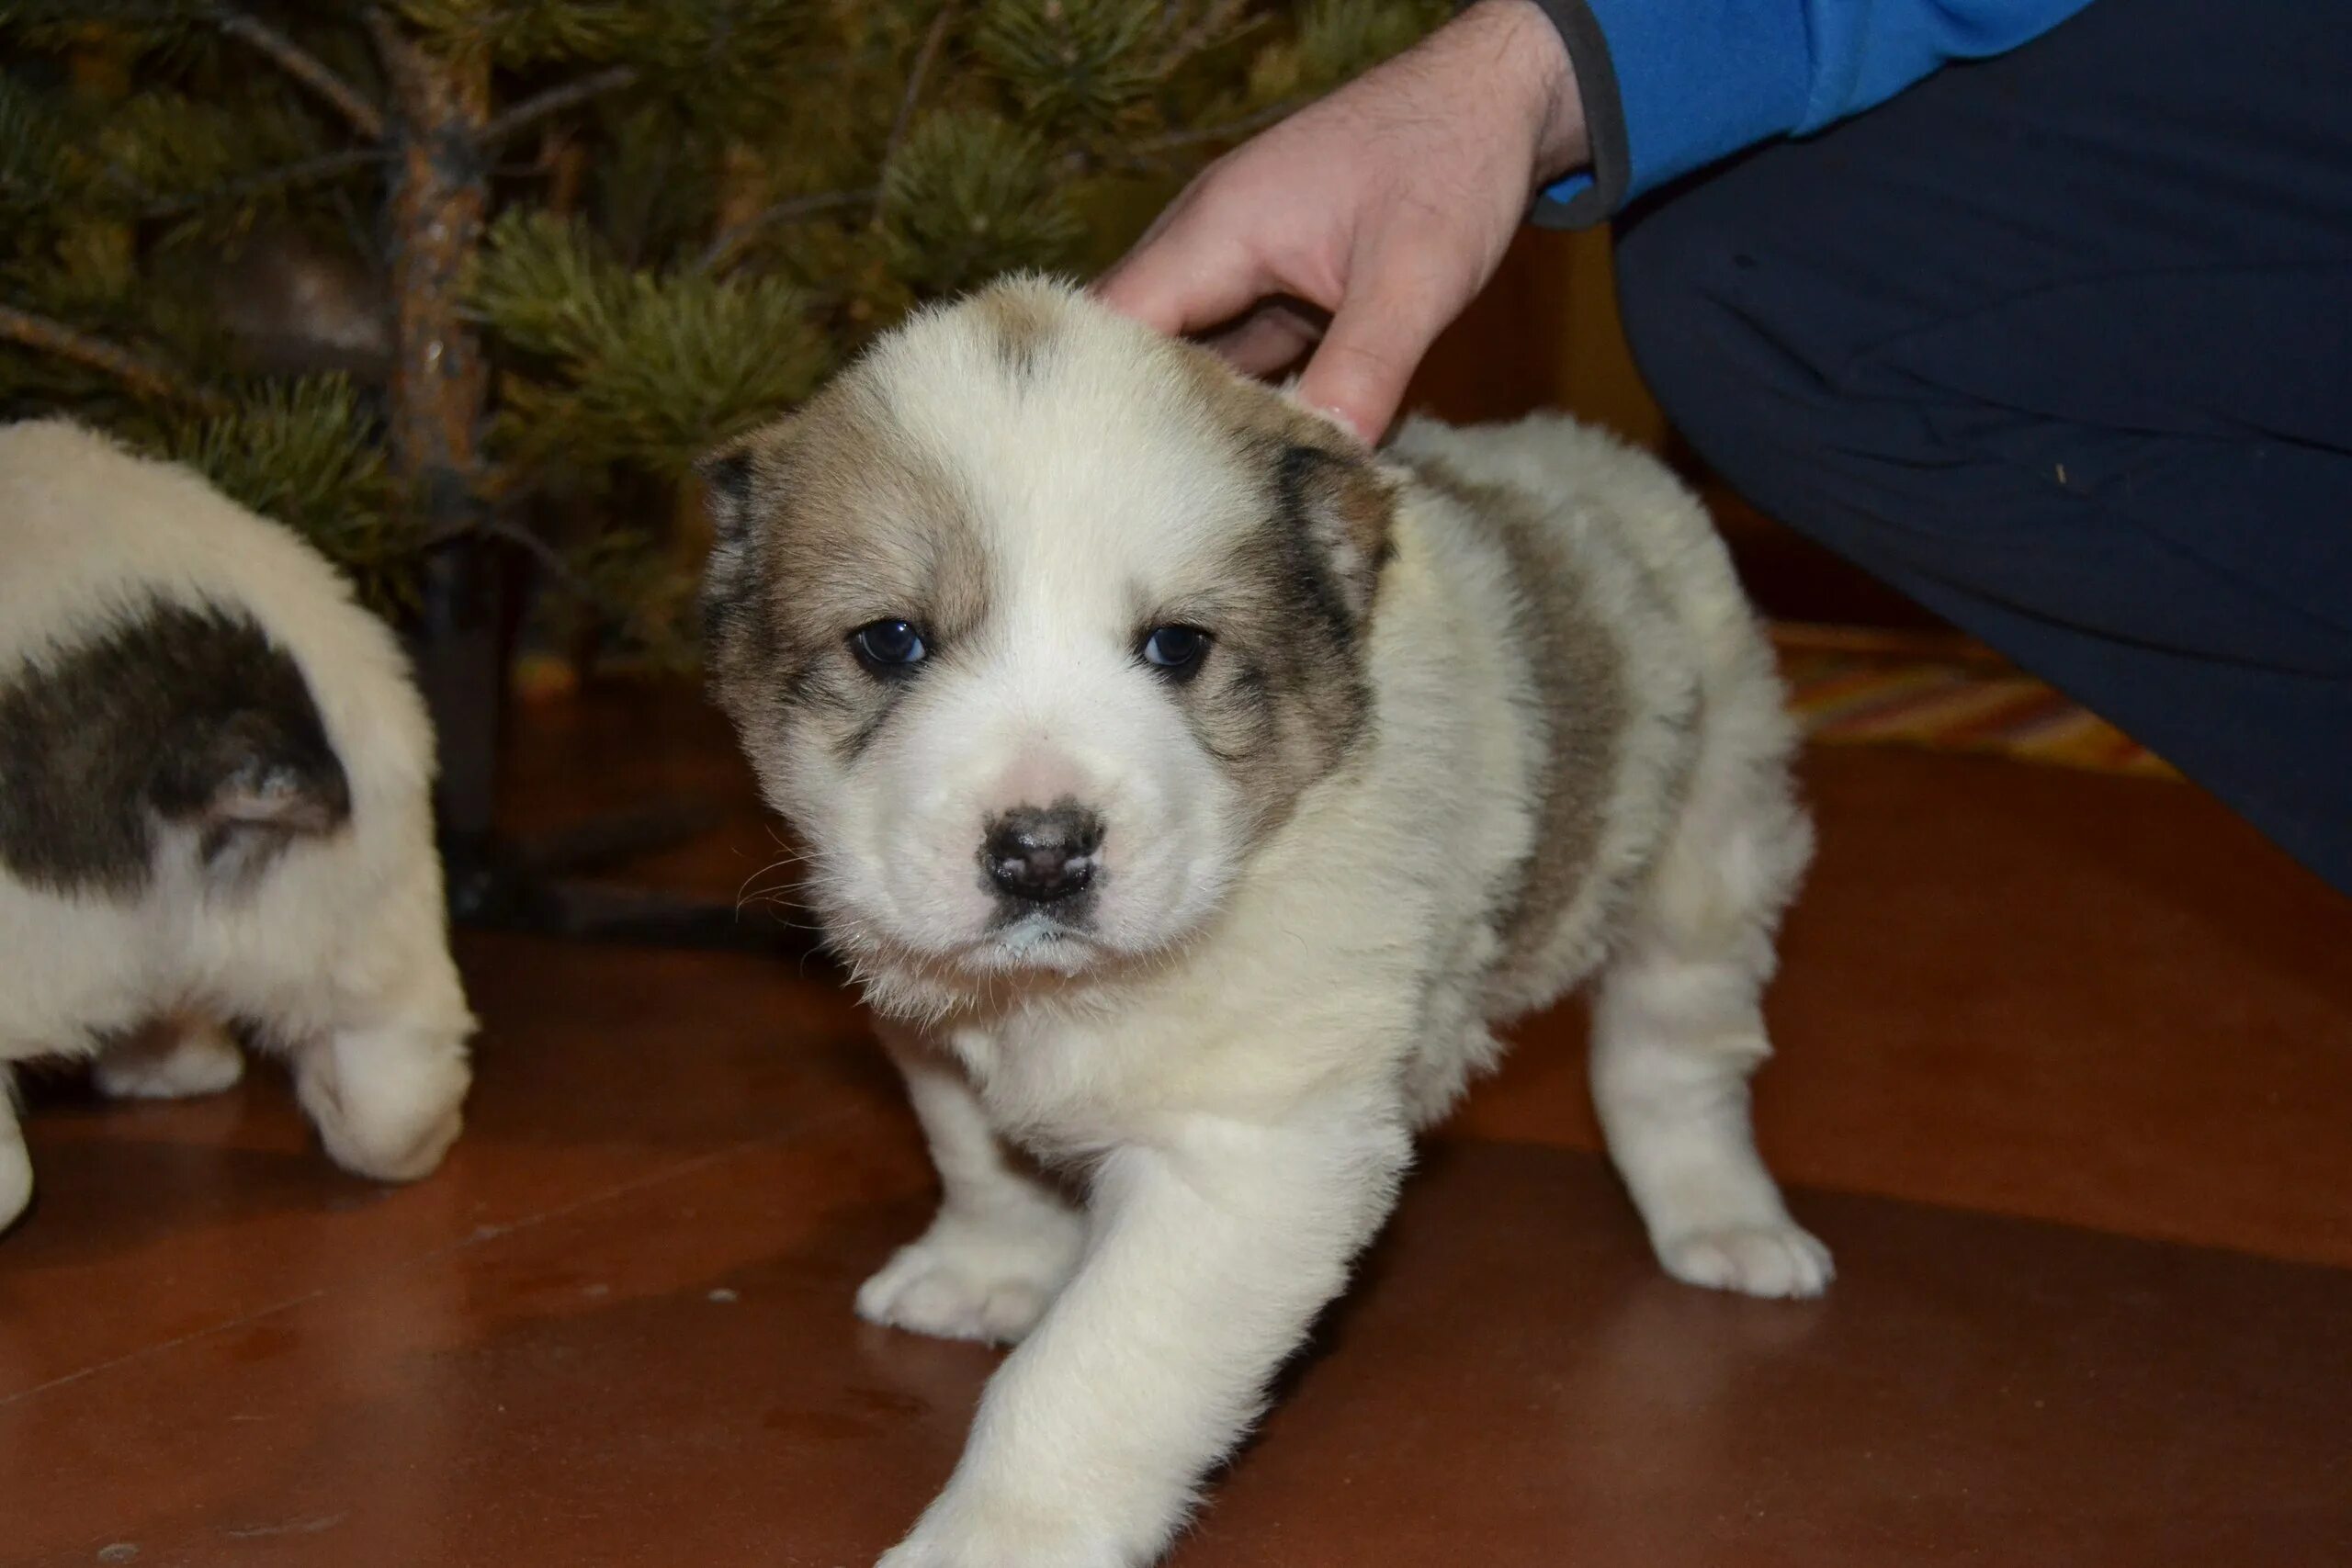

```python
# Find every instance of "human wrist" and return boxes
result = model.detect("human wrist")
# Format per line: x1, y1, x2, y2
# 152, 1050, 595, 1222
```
1459, 0, 1589, 184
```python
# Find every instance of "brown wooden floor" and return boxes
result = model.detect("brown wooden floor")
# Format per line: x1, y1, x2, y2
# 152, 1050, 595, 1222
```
5, 686, 2349, 1566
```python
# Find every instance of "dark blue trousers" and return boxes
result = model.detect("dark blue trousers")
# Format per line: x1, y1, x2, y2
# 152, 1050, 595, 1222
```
1612, 0, 2352, 896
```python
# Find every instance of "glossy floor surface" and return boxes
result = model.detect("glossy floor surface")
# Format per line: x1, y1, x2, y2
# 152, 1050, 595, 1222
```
5, 690, 2348, 1567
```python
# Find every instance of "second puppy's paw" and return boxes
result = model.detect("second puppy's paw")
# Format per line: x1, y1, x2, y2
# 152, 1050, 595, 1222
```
94, 1019, 246, 1100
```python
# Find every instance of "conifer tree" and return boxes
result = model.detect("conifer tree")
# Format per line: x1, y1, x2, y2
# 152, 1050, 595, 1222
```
0, 1, 1442, 663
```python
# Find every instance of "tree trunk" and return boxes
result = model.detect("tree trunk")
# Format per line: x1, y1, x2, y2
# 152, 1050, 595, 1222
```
376, 23, 489, 510
371, 20, 501, 855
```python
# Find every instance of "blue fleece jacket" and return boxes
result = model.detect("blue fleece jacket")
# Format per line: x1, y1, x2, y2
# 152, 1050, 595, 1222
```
1531, 0, 2098, 226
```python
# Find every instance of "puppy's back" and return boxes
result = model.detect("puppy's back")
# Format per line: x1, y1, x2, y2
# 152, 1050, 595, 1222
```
0, 420, 435, 807
1385, 413, 1783, 1021
0, 420, 453, 1052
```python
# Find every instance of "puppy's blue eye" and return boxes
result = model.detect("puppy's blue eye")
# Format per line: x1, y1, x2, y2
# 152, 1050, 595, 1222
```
852, 619, 926, 671
1141, 625, 1208, 679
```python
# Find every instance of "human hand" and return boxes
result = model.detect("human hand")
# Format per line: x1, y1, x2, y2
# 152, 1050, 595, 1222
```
1095, 0, 1586, 444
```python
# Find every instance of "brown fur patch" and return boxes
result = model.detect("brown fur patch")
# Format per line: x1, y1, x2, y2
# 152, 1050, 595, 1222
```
975, 284, 1059, 379
1167, 337, 1331, 446
1152, 517, 1374, 841
1147, 341, 1401, 838
1164, 340, 1394, 599
701, 379, 991, 765
1415, 459, 1628, 995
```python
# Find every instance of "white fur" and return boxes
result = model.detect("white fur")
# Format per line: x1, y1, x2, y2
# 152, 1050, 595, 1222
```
91, 1015, 249, 1100
1390, 415, 1826, 1293
854, 1026, 1089, 1345
0, 420, 474, 1234
719, 283, 1826, 1566
753, 318, 1284, 999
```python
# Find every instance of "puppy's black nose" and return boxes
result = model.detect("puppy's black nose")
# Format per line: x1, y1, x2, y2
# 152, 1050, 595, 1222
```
982, 802, 1103, 904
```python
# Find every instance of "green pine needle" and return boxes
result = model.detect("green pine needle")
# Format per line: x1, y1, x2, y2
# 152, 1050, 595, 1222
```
976, 0, 1160, 133
0, 0, 1446, 666
879, 109, 1084, 297
473, 209, 827, 479
162, 377, 414, 611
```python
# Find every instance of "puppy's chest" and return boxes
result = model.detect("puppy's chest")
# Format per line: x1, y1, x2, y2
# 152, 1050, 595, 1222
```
944, 1003, 1252, 1156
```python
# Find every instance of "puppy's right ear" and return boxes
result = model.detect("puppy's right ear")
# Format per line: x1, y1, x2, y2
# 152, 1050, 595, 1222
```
696, 426, 779, 669
697, 433, 762, 569
696, 420, 790, 615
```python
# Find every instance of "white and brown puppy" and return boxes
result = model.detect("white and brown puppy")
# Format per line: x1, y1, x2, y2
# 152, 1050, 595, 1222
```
0, 420, 473, 1234
703, 278, 1827, 1567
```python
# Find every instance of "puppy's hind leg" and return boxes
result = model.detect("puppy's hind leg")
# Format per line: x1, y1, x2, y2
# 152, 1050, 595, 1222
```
1590, 706, 1830, 1300
94, 1014, 247, 1100
857, 1034, 1084, 1346
288, 932, 473, 1186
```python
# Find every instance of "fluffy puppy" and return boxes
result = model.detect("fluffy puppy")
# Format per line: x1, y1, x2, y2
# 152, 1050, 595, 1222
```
702, 278, 1827, 1567
0, 420, 474, 1234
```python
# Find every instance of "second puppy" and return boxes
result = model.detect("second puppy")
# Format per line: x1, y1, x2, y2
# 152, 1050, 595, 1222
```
0, 421, 474, 1235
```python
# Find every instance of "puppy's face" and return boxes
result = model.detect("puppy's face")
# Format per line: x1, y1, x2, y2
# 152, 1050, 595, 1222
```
702, 280, 1391, 998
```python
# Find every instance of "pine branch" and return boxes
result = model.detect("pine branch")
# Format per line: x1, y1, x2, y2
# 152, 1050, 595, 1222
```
415, 509, 642, 633
1129, 95, 1302, 157
359, 5, 425, 107
878, 111, 1084, 295
440, 512, 580, 591
481, 65, 641, 147
144, 146, 387, 219
212, 5, 387, 141
1157, 0, 1250, 59
0, 305, 229, 414
697, 188, 875, 274
875, 0, 960, 222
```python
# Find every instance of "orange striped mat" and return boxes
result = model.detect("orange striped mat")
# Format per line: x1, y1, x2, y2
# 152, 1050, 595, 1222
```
1772, 625, 2176, 779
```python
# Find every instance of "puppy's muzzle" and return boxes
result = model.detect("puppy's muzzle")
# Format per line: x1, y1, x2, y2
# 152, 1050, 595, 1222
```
982, 802, 1103, 905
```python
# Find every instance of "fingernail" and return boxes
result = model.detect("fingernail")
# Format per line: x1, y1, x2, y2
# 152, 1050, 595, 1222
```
1310, 405, 1374, 445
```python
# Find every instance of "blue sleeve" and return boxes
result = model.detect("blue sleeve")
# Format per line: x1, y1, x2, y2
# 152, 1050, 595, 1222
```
1530, 0, 2098, 227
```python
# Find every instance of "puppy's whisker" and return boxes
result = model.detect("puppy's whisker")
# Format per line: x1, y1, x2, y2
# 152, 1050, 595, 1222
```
734, 850, 824, 919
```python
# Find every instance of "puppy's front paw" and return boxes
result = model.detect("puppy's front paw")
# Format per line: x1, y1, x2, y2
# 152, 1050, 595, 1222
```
857, 1200, 1084, 1345
1657, 1222, 1834, 1299
876, 1494, 1132, 1568
877, 1538, 1125, 1568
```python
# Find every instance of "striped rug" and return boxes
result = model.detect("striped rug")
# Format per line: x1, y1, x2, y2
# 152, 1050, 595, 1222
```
1772, 625, 2176, 779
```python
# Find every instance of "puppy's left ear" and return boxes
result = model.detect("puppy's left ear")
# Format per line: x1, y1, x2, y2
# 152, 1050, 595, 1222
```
1273, 439, 1396, 625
